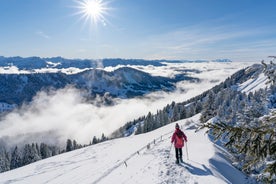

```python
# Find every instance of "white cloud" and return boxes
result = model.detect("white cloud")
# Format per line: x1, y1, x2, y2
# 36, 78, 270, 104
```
0, 66, 30, 74
36, 31, 51, 39
0, 62, 253, 147
0, 87, 160, 146
141, 22, 276, 62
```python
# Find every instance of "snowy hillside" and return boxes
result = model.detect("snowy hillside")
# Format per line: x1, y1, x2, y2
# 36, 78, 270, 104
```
0, 115, 251, 184
238, 72, 268, 93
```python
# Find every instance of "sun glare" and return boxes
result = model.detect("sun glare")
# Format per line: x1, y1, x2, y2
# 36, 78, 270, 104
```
84, 1, 103, 22
75, 0, 109, 27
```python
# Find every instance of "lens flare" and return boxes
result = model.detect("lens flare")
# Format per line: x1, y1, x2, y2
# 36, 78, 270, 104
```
75, 0, 110, 27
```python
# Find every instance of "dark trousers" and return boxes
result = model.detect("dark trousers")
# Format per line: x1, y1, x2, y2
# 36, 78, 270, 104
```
175, 147, 182, 160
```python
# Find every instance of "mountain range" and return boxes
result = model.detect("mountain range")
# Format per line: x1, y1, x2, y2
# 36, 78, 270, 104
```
0, 66, 198, 107
0, 56, 231, 70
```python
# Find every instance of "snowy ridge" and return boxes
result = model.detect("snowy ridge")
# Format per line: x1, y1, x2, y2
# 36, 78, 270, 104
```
238, 73, 268, 94
0, 56, 232, 74
0, 114, 250, 184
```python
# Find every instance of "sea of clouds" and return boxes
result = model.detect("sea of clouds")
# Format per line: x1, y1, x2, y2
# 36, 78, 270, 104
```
0, 62, 254, 147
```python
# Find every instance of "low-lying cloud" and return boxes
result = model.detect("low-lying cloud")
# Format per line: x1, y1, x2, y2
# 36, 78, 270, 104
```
0, 62, 253, 147
0, 87, 152, 146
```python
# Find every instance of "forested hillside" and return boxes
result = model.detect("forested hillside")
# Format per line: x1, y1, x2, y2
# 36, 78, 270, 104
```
113, 61, 276, 183
202, 61, 276, 183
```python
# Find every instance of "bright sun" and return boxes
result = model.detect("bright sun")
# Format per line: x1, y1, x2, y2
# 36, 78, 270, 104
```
75, 0, 109, 27
84, 0, 104, 22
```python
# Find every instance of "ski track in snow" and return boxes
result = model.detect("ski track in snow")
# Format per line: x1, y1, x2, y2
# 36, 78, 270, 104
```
0, 115, 252, 184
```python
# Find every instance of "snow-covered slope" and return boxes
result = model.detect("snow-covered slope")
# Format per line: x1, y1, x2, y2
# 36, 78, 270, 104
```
238, 73, 268, 94
0, 115, 250, 184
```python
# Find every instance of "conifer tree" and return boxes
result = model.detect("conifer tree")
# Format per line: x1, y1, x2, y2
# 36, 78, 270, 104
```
40, 143, 52, 159
0, 148, 10, 172
180, 106, 187, 119
135, 123, 143, 135
73, 140, 78, 150
92, 136, 98, 144
66, 139, 73, 152
200, 90, 216, 122
22, 144, 41, 165
201, 110, 276, 182
101, 134, 107, 142
10, 146, 22, 169
262, 58, 276, 84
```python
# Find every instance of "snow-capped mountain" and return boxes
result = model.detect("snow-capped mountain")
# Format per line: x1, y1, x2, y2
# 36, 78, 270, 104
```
0, 56, 164, 70
0, 67, 198, 107
0, 56, 231, 71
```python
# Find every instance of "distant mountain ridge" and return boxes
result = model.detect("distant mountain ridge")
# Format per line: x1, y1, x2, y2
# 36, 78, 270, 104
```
0, 56, 232, 70
0, 67, 199, 106
0, 56, 233, 110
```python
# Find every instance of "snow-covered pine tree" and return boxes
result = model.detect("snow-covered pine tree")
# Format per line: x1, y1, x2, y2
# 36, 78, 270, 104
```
49, 145, 59, 156
92, 136, 99, 144
260, 111, 276, 182
66, 139, 73, 152
144, 112, 154, 133
262, 58, 276, 84
135, 123, 143, 135
10, 146, 22, 169
40, 143, 52, 159
73, 140, 78, 150
202, 110, 276, 183
198, 59, 276, 182
194, 101, 203, 114
180, 106, 187, 119
101, 134, 107, 142
200, 90, 216, 123
187, 104, 196, 118
172, 103, 181, 122
22, 144, 41, 165
0, 147, 10, 172
160, 110, 169, 126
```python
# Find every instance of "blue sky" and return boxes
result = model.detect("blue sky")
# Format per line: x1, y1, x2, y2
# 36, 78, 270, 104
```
0, 0, 276, 62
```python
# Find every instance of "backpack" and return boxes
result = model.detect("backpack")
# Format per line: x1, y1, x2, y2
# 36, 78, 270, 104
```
175, 134, 184, 148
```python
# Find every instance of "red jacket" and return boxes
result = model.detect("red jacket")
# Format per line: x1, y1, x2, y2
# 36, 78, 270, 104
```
171, 128, 187, 148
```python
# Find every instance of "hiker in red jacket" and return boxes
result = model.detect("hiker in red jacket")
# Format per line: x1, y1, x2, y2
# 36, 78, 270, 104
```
171, 123, 187, 164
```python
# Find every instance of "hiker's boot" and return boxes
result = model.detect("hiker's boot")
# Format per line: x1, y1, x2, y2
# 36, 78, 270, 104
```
180, 158, 184, 163
175, 159, 179, 164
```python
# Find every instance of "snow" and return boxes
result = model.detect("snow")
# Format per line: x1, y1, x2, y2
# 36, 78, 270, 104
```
0, 66, 29, 74
46, 61, 61, 68
238, 73, 268, 94
0, 115, 250, 184
34, 67, 89, 74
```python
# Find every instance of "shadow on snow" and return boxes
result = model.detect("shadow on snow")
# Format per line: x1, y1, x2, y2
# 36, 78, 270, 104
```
179, 161, 213, 176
